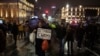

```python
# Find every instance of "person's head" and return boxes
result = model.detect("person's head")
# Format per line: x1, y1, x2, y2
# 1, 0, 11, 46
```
38, 21, 43, 27
38, 19, 45, 27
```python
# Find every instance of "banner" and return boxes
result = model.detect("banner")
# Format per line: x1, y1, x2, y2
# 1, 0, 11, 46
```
37, 28, 51, 40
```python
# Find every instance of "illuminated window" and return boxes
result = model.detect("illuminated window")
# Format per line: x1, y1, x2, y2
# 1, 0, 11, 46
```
0, 9, 3, 17
5, 10, 8, 17
71, 12, 73, 16
79, 8, 81, 11
66, 12, 68, 15
71, 8, 73, 12
19, 3, 22, 9
75, 8, 77, 12
11, 9, 14, 18
66, 8, 69, 12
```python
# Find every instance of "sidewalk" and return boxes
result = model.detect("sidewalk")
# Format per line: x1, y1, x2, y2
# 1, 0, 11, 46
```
10, 40, 37, 56
6, 35, 37, 56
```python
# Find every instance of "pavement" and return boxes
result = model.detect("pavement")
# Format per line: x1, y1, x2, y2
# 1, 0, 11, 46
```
5, 33, 36, 56
5, 34, 100, 56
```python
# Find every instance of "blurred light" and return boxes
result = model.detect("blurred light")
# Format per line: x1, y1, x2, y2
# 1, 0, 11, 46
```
34, 16, 38, 18
51, 6, 56, 9
75, 20, 77, 23
5, 10, 8, 17
32, 16, 38, 18
42, 13, 46, 17
64, 42, 68, 54
35, 0, 38, 2
45, 10, 49, 14
79, 5, 82, 8
66, 4, 69, 8
69, 21, 72, 24
32, 16, 34, 18
0, 9, 3, 17
11, 9, 14, 18
48, 16, 53, 21
66, 18, 69, 23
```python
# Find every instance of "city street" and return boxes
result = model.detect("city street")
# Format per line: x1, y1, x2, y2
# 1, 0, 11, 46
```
0, 0, 100, 56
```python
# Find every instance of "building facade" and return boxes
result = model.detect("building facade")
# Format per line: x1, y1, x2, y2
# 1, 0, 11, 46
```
0, 0, 34, 23
61, 5, 100, 23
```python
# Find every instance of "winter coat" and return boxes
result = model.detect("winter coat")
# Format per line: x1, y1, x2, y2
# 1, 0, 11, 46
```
0, 29, 6, 52
55, 25, 66, 39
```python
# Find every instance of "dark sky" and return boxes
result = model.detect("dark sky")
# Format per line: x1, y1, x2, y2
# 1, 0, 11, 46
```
34, 0, 100, 14
0, 0, 17, 3
37, 0, 100, 8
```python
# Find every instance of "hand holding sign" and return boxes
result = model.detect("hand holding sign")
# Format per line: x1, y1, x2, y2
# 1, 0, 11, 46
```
37, 28, 51, 40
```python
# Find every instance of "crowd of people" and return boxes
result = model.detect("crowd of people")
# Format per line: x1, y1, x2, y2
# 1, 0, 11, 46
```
0, 18, 99, 56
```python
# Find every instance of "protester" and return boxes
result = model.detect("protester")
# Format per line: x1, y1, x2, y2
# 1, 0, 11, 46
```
76, 22, 85, 49
24, 25, 30, 43
18, 23, 24, 40
55, 23, 66, 56
0, 29, 6, 56
85, 22, 97, 49
11, 22, 18, 48
66, 24, 75, 55
35, 19, 46, 56
35, 19, 51, 56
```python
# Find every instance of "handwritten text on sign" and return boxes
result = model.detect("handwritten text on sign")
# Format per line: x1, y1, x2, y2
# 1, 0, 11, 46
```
37, 28, 51, 40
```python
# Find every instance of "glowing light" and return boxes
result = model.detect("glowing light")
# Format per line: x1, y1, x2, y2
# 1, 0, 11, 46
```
51, 6, 56, 9
0, 9, 3, 17
66, 18, 69, 23
45, 10, 49, 14
48, 16, 53, 22
5, 10, 8, 17
42, 13, 46, 17
66, 4, 69, 8
79, 5, 82, 8
35, 0, 38, 2
32, 16, 38, 18
11, 9, 14, 18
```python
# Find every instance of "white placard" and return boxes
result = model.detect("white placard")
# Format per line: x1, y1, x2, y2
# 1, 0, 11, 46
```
37, 28, 51, 40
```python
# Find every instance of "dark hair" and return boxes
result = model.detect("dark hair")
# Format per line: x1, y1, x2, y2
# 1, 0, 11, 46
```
38, 19, 46, 25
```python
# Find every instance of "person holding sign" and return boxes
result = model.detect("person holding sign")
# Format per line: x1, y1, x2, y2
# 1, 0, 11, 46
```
35, 19, 51, 56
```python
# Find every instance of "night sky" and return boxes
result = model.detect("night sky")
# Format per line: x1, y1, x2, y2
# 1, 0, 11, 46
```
37, 0, 100, 7
34, 0, 100, 14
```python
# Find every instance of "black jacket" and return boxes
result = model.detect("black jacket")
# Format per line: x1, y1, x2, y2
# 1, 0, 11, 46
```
55, 25, 66, 39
